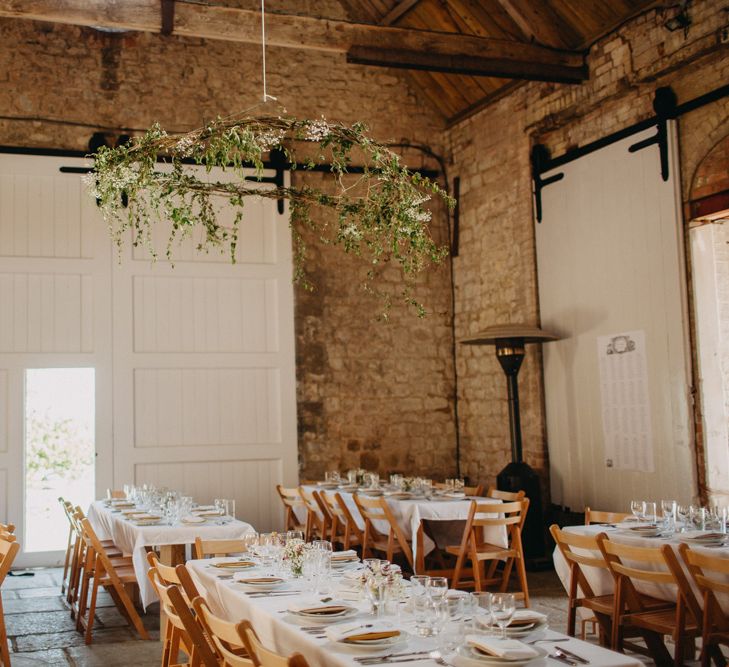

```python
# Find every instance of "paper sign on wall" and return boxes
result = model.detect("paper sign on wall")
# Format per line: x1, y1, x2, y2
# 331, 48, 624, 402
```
597, 330, 654, 473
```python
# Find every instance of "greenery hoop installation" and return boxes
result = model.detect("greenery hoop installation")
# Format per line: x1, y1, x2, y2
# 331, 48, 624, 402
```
90, 115, 453, 317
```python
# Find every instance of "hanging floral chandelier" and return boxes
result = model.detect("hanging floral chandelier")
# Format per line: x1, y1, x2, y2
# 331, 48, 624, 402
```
89, 1, 452, 317
90, 115, 452, 316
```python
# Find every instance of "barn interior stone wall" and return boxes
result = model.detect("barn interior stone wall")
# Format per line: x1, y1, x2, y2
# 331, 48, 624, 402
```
0, 0, 726, 494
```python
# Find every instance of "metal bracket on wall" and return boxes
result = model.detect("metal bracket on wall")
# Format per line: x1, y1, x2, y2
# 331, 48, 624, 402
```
628, 86, 678, 181
531, 143, 563, 223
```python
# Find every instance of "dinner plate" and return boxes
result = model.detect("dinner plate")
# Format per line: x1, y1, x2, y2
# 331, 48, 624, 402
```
342, 632, 407, 649
455, 644, 546, 666
289, 604, 359, 622
181, 516, 206, 524
338, 485, 359, 492
211, 560, 256, 571
316, 482, 340, 489
504, 620, 548, 639
362, 489, 384, 497
233, 574, 286, 590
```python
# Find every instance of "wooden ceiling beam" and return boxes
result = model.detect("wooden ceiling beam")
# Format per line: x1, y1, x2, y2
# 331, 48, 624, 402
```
380, 0, 422, 26
347, 45, 586, 83
492, 0, 573, 48
0, 0, 584, 73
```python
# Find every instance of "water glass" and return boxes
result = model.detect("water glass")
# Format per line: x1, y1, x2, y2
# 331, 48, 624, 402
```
470, 592, 492, 632
426, 577, 449, 600
348, 469, 357, 485
286, 530, 304, 543
325, 470, 340, 483
491, 593, 515, 639
661, 500, 677, 532
438, 595, 466, 652
644, 501, 657, 524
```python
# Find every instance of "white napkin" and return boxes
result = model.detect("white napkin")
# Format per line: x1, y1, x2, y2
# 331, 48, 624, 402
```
466, 636, 539, 660
510, 609, 548, 625
325, 621, 400, 642
331, 550, 358, 561
288, 599, 353, 615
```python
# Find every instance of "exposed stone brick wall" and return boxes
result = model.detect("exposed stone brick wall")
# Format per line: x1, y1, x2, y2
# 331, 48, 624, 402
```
446, 0, 729, 498
0, 17, 458, 481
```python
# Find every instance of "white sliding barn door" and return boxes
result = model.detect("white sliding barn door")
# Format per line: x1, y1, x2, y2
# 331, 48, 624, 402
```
0, 154, 113, 566
535, 124, 696, 512
112, 166, 297, 532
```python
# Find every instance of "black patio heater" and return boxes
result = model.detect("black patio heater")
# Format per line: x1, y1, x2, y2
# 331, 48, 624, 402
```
460, 323, 559, 568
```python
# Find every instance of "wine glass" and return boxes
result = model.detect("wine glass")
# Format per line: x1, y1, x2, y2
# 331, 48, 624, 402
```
630, 500, 645, 521
426, 577, 449, 600
286, 530, 304, 544
491, 593, 515, 639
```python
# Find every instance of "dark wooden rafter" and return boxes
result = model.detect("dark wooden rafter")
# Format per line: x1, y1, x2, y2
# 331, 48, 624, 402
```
347, 45, 586, 83
0, 0, 586, 85
492, 0, 573, 48
160, 0, 174, 36
380, 0, 422, 26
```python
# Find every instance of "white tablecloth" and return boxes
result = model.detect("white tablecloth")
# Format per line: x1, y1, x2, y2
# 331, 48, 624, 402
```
87, 501, 255, 608
188, 558, 641, 667
552, 524, 729, 610
300, 487, 508, 568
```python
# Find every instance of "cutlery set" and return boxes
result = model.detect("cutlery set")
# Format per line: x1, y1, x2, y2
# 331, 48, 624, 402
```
549, 647, 590, 665
355, 650, 431, 664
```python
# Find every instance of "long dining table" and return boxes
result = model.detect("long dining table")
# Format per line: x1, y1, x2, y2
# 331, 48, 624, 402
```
87, 500, 255, 608
299, 486, 508, 573
552, 523, 729, 610
188, 556, 643, 667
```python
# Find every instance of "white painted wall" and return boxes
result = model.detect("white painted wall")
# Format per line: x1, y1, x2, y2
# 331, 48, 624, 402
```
535, 123, 696, 512
0, 154, 297, 565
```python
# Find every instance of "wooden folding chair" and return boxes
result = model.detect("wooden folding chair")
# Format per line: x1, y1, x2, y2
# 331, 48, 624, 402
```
59, 498, 75, 596
0, 536, 20, 667
193, 537, 250, 559
585, 508, 631, 525
192, 596, 253, 666
76, 518, 150, 644
599, 535, 701, 665
0, 523, 14, 534
240, 619, 310, 667
353, 493, 413, 570
487, 487, 524, 503
320, 491, 363, 550
680, 542, 729, 667
106, 489, 127, 499
447, 499, 530, 605
298, 487, 329, 542
275, 485, 306, 533
148, 568, 218, 667
434, 483, 485, 497
146, 551, 201, 602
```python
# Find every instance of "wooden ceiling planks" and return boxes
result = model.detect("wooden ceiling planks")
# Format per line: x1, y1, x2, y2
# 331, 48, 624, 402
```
359, 0, 659, 123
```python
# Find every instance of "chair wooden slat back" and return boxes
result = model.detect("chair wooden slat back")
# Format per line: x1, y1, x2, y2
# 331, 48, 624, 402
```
0, 537, 20, 667
486, 487, 524, 502
194, 537, 250, 559
276, 485, 306, 533
680, 542, 729, 665
148, 571, 219, 667
298, 487, 328, 542
321, 491, 363, 550
353, 493, 413, 569
146, 551, 201, 603
449, 498, 530, 603
240, 619, 310, 667
192, 596, 253, 667
585, 508, 631, 525
106, 489, 126, 499
0, 522, 14, 534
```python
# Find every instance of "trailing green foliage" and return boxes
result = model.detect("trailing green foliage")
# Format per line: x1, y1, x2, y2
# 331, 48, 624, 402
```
90, 116, 452, 317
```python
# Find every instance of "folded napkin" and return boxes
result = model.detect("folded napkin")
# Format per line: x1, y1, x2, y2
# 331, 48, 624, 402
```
509, 609, 548, 627
236, 576, 283, 584
181, 516, 206, 524
212, 560, 255, 569
331, 550, 358, 562
686, 532, 725, 541
288, 600, 352, 615
466, 636, 539, 660
326, 622, 400, 643
192, 510, 224, 516
193, 505, 216, 511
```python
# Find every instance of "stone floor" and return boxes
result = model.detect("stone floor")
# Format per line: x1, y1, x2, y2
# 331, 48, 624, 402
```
0, 566, 615, 666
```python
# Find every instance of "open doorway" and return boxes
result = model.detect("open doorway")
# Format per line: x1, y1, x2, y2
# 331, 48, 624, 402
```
689, 133, 729, 505
24, 368, 95, 553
